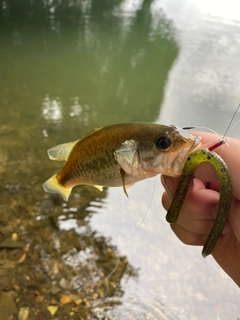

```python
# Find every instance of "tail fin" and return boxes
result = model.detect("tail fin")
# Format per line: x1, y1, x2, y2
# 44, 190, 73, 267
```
42, 174, 72, 201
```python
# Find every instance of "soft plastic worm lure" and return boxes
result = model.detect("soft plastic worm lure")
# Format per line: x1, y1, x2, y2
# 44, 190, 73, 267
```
166, 148, 232, 257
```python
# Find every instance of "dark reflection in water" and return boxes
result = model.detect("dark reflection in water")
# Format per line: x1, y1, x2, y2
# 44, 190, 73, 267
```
0, 0, 178, 318
0, 0, 178, 130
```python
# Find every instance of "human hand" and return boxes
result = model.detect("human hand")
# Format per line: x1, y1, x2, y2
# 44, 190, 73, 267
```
161, 132, 240, 286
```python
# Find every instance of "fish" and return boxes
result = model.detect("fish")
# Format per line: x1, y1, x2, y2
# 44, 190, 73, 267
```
42, 123, 201, 201
42, 121, 234, 257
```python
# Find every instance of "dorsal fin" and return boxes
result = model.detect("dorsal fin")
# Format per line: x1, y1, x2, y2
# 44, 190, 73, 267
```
47, 128, 102, 162
47, 140, 79, 161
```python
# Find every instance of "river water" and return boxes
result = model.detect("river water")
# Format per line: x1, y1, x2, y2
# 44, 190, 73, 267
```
0, 0, 240, 319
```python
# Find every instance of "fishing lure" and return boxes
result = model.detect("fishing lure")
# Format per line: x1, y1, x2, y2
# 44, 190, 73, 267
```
166, 141, 232, 257
166, 104, 240, 256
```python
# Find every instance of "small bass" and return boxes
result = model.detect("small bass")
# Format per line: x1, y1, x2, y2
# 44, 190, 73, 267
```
42, 122, 232, 257
42, 123, 200, 201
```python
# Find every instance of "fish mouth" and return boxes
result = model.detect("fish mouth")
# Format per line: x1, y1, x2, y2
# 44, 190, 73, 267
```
163, 131, 202, 177
177, 126, 202, 152
188, 135, 202, 153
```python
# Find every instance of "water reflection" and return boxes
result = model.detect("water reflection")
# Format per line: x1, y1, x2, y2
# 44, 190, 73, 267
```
33, 187, 139, 317
0, 1, 180, 317
158, 0, 240, 137
0, 0, 178, 132
42, 95, 63, 123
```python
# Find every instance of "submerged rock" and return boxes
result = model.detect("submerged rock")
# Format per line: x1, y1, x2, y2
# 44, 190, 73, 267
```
0, 291, 17, 320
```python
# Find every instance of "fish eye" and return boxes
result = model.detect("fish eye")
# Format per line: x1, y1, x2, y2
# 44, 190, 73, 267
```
156, 136, 171, 149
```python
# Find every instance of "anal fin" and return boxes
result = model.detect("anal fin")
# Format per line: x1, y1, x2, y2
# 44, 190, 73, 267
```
94, 185, 104, 191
